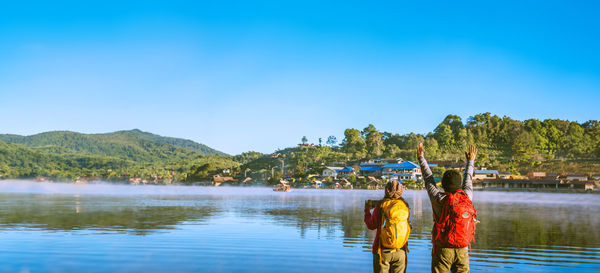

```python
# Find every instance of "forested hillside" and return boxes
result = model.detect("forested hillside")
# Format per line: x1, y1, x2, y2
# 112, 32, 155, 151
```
0, 129, 226, 160
111, 129, 228, 156
0, 130, 237, 182
242, 113, 600, 179
326, 113, 600, 164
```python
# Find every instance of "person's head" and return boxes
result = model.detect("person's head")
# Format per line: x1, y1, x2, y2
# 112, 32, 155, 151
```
442, 170, 462, 192
384, 180, 404, 200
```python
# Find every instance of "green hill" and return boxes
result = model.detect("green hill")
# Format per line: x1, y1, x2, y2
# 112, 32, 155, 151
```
0, 130, 236, 182
0, 129, 227, 162
0, 140, 129, 179
110, 129, 228, 156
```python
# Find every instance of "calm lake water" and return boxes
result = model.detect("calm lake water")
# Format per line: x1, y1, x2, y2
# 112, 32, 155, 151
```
0, 181, 598, 273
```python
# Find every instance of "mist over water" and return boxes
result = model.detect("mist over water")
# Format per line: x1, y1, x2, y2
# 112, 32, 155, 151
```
2, 180, 598, 205
0, 180, 274, 196
0, 180, 598, 272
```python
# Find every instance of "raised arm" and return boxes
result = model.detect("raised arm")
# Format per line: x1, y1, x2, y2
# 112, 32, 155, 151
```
417, 143, 445, 204
462, 145, 477, 200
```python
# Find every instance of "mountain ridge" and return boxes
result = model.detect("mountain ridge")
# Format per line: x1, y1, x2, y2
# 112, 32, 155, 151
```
0, 129, 228, 160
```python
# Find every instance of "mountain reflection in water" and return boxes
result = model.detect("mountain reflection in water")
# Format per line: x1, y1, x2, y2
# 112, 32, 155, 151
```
0, 183, 597, 273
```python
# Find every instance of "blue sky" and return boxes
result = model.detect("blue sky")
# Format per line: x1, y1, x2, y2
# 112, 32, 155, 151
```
1, 1, 599, 154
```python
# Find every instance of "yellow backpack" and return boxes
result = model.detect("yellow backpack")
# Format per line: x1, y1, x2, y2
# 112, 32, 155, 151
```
379, 199, 411, 249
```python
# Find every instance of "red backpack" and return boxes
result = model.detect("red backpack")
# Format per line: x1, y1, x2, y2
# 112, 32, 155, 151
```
433, 190, 477, 250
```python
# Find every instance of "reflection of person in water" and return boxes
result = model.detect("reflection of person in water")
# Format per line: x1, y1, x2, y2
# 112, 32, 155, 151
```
364, 180, 411, 273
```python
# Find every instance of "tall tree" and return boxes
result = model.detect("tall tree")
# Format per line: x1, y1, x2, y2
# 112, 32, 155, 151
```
512, 131, 536, 159
362, 124, 384, 158
326, 135, 337, 147
404, 133, 425, 150
434, 123, 454, 148
424, 135, 439, 159
342, 128, 366, 159
383, 144, 401, 158
440, 114, 464, 141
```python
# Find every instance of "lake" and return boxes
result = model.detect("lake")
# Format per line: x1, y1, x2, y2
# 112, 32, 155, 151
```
0, 180, 598, 273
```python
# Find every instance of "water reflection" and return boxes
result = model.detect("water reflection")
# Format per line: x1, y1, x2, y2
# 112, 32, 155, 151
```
0, 194, 220, 235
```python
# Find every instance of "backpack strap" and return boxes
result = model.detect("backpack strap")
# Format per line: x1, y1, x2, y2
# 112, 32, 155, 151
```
383, 202, 396, 227
402, 199, 410, 253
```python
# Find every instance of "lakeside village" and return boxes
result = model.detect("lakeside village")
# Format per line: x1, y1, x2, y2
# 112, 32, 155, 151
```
27, 156, 600, 193
208, 157, 600, 193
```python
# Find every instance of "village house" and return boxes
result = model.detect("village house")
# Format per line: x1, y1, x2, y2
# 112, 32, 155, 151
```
359, 159, 385, 177
382, 161, 421, 181
360, 166, 383, 177
337, 166, 355, 178
381, 158, 404, 164
545, 173, 560, 180
129, 177, 142, 184
322, 167, 344, 179
360, 158, 385, 166
212, 175, 237, 186
566, 173, 588, 181
584, 182, 596, 191
527, 172, 546, 180
482, 178, 564, 189
473, 170, 499, 181
498, 171, 512, 179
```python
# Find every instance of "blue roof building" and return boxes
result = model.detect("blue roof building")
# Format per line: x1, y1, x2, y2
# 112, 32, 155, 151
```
360, 166, 383, 172
474, 170, 499, 175
339, 166, 354, 172
331, 166, 355, 179
383, 161, 419, 170
474, 170, 499, 180
360, 166, 383, 177
382, 161, 421, 181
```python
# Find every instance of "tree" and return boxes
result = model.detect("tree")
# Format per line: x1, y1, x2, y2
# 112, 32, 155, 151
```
424, 136, 439, 159
434, 123, 454, 148
440, 114, 464, 140
565, 122, 590, 158
326, 135, 337, 147
404, 133, 425, 150
341, 128, 366, 159
383, 144, 401, 158
187, 163, 214, 181
318, 138, 322, 146
512, 131, 536, 160
363, 124, 384, 158
383, 133, 404, 149
301, 136, 308, 145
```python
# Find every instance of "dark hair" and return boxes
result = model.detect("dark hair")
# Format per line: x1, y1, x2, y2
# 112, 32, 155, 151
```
442, 170, 462, 192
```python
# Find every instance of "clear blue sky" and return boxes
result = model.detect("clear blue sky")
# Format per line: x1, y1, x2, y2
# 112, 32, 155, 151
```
1, 1, 599, 155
